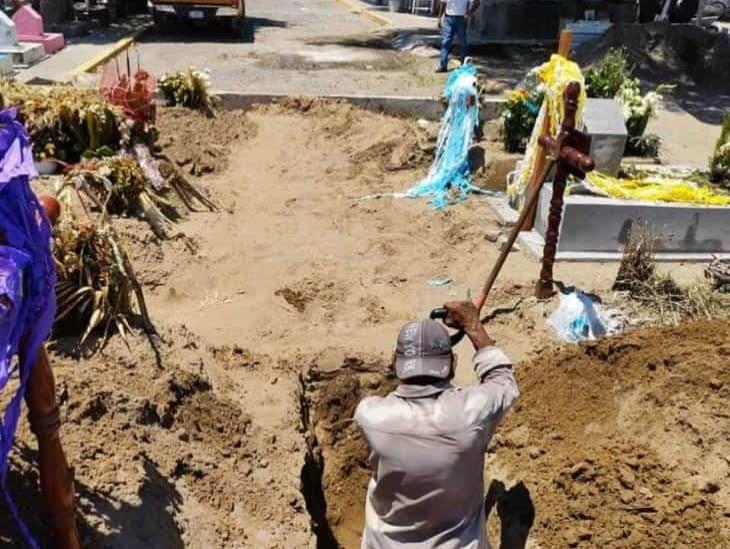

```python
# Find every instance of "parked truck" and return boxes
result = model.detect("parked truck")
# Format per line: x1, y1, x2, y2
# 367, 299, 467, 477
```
148, 0, 246, 34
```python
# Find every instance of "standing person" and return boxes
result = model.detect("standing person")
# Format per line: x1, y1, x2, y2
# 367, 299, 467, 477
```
354, 300, 519, 548
437, 0, 481, 73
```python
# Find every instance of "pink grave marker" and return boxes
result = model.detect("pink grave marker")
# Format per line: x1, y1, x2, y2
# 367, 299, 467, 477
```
13, 6, 64, 55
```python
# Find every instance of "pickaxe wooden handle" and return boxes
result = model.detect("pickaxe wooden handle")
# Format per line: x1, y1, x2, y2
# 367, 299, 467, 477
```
432, 81, 595, 343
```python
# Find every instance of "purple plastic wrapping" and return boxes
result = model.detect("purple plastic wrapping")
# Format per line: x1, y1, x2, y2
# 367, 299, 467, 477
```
0, 107, 56, 547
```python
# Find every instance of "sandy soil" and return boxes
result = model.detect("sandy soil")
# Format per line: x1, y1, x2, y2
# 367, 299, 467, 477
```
304, 320, 730, 549
3, 102, 726, 548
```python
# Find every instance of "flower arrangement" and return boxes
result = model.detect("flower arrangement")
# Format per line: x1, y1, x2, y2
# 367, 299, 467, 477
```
585, 48, 631, 99
158, 67, 217, 115
617, 78, 669, 158
584, 49, 669, 158
498, 79, 545, 153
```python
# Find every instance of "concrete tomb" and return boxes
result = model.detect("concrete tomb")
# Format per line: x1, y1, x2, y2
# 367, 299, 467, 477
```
13, 6, 65, 55
581, 98, 627, 177
0, 11, 45, 66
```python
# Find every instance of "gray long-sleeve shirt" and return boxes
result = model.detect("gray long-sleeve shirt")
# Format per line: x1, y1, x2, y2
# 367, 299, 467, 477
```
354, 346, 519, 549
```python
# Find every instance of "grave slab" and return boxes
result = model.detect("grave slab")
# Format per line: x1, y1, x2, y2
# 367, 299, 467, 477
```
13, 6, 65, 55
581, 98, 627, 176
0, 53, 12, 75
486, 184, 730, 262
0, 11, 45, 66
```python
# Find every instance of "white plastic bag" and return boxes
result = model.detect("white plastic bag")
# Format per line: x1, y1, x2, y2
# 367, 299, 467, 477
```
548, 289, 623, 343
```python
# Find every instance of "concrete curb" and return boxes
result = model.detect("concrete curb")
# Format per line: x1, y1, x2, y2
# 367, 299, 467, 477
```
210, 91, 503, 122
69, 25, 150, 77
333, 0, 392, 27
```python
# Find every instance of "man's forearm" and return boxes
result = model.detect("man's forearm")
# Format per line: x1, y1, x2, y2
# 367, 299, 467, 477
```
465, 323, 495, 351
468, 0, 481, 16
438, 1, 445, 17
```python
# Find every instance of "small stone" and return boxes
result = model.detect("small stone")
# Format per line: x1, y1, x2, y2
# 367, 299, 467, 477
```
620, 490, 635, 505
638, 487, 653, 499
567, 528, 592, 547
619, 467, 635, 489
270, 376, 278, 385
497, 234, 520, 252
504, 425, 529, 449
528, 446, 543, 460
569, 462, 590, 480
484, 229, 502, 243
709, 378, 723, 390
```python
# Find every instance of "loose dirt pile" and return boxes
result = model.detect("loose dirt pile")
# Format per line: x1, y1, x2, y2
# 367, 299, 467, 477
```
3, 331, 312, 548
273, 98, 432, 175
490, 319, 730, 548
155, 107, 257, 176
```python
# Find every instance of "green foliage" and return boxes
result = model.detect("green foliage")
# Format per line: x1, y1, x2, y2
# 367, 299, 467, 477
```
498, 88, 544, 153
0, 80, 133, 162
625, 133, 662, 159
159, 68, 217, 115
585, 48, 632, 99
710, 113, 730, 187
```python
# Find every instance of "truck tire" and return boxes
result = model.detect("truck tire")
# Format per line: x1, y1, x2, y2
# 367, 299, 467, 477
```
231, 16, 250, 40
153, 10, 169, 31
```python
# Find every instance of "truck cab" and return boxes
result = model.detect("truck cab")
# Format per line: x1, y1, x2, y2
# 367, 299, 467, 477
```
149, 0, 246, 34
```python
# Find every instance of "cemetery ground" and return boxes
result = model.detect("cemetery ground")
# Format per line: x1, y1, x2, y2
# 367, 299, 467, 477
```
19, 0, 729, 167
1, 99, 728, 548
2, 2, 729, 548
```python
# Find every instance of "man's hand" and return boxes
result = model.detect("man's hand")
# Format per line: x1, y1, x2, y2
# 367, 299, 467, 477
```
443, 301, 495, 350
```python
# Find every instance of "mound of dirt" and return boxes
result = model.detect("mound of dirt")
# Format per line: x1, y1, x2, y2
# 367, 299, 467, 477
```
299, 354, 396, 549
155, 107, 257, 176
272, 98, 432, 174
1, 330, 312, 548
490, 319, 730, 547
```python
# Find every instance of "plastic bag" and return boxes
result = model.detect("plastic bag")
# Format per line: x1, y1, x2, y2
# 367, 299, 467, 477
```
548, 288, 623, 343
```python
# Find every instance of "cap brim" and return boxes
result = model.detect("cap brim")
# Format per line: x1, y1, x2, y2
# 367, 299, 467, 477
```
395, 353, 452, 381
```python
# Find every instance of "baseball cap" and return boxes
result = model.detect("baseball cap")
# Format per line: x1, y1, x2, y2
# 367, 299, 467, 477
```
395, 319, 453, 381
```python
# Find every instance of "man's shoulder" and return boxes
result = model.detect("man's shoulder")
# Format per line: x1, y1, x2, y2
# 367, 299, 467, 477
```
354, 392, 406, 430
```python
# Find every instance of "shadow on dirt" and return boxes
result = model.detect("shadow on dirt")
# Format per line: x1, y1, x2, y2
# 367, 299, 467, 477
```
1, 445, 184, 548
485, 480, 536, 549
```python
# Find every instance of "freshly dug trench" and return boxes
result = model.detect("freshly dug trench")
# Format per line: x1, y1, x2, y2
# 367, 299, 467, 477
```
297, 321, 730, 549
299, 354, 397, 549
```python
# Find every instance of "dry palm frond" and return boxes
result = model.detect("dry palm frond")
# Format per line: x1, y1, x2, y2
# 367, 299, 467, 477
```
54, 220, 152, 346
158, 68, 218, 116
615, 222, 730, 323
705, 256, 730, 292
614, 222, 656, 292
59, 153, 216, 239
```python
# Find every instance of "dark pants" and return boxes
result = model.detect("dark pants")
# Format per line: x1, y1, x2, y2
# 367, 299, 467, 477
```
439, 15, 468, 70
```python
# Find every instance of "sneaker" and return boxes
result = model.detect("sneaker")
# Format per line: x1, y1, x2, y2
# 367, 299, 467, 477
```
435, 67, 448, 74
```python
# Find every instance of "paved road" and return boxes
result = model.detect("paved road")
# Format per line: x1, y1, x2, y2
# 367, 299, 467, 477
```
134, 0, 444, 95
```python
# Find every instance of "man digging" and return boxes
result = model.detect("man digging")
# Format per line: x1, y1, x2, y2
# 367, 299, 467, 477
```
355, 300, 519, 548
437, 0, 481, 73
